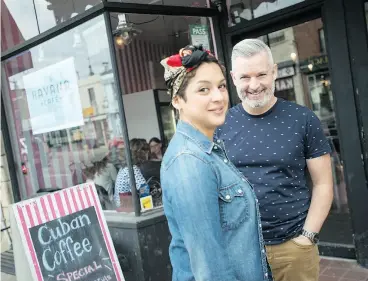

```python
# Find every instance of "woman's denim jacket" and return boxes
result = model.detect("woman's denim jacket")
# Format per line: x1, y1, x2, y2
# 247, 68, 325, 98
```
161, 121, 272, 281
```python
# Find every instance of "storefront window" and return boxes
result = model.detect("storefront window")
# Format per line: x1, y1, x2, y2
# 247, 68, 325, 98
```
1, 0, 101, 52
256, 18, 353, 244
228, 0, 304, 27
108, 0, 209, 8
2, 15, 126, 213
1, 0, 39, 51
109, 12, 215, 212
34, 0, 101, 33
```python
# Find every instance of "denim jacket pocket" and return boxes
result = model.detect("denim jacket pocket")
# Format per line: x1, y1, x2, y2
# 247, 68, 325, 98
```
218, 183, 249, 230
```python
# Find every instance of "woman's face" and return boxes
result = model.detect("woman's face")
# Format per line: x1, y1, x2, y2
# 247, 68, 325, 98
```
150, 141, 161, 155
175, 62, 229, 136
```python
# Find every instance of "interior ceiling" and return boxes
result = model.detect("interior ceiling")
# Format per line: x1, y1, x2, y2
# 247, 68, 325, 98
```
110, 13, 204, 46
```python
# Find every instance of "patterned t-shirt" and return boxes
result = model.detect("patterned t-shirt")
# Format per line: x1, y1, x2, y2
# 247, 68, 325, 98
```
114, 165, 147, 207
216, 98, 332, 245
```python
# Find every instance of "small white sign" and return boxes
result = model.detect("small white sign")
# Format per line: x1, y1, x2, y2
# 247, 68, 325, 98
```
23, 57, 84, 135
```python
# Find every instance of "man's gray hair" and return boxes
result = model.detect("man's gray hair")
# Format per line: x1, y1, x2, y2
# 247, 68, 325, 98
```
231, 38, 274, 68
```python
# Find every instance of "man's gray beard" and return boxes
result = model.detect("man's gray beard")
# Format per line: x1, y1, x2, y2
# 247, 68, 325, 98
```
238, 83, 275, 109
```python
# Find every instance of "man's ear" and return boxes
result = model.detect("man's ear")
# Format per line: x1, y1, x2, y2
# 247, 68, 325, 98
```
230, 71, 236, 85
273, 64, 278, 80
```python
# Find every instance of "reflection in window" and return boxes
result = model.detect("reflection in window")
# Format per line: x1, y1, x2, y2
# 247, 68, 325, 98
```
228, 0, 304, 27
2, 16, 124, 213
108, 0, 209, 8
1, 0, 39, 52
109, 13, 214, 212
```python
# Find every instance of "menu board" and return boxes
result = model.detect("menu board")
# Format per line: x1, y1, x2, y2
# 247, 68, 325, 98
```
12, 183, 124, 281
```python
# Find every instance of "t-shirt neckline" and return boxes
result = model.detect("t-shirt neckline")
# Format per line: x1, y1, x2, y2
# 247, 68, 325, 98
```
239, 98, 280, 118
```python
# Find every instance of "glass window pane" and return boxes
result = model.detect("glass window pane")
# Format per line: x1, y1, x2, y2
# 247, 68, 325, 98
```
34, 0, 102, 33
247, 18, 353, 244
2, 15, 126, 212
108, 0, 209, 7
1, 0, 40, 52
228, 0, 304, 27
109, 13, 215, 211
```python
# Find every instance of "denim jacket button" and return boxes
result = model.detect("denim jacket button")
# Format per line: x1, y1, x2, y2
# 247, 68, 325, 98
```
224, 159, 228, 163
225, 195, 231, 200
237, 189, 242, 194
217, 139, 221, 143
214, 146, 218, 150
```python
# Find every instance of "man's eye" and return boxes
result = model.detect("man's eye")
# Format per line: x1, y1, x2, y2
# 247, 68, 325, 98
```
219, 84, 227, 90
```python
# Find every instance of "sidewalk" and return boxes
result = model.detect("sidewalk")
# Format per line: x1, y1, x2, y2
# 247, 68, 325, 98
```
2, 257, 367, 281
319, 257, 368, 281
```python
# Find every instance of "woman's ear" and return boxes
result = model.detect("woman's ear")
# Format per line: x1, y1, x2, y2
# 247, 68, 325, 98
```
171, 96, 181, 111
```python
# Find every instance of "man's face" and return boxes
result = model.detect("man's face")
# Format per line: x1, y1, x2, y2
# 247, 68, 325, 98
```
231, 51, 277, 109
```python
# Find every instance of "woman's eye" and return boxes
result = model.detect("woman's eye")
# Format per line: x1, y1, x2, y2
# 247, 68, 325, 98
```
199, 88, 210, 93
219, 84, 227, 90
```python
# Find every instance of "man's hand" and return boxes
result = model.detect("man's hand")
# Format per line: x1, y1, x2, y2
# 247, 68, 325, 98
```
292, 235, 313, 246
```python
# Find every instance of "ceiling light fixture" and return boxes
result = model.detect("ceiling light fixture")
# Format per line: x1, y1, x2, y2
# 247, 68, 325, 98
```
113, 14, 142, 47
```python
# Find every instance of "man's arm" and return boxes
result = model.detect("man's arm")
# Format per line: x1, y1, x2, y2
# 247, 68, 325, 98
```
296, 154, 333, 244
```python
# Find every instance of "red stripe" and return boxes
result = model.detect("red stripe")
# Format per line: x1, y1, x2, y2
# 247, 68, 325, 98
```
40, 197, 50, 222
46, 194, 57, 220
25, 205, 35, 227
33, 202, 43, 226
57, 147, 68, 189
77, 188, 86, 209
64, 189, 74, 214
90, 188, 122, 281
71, 188, 80, 211
17, 206, 43, 281
54, 192, 66, 217
85, 184, 93, 207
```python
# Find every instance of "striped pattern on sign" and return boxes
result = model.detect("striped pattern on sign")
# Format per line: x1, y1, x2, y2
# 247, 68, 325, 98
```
15, 183, 123, 281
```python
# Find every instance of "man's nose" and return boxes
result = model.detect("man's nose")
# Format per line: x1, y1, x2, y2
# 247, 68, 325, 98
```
248, 77, 260, 91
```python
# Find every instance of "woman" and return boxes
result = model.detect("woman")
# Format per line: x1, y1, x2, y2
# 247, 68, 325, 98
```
148, 137, 163, 161
160, 45, 272, 281
114, 138, 148, 209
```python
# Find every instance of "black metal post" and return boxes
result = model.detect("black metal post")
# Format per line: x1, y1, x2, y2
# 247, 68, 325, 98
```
324, 0, 368, 268
104, 11, 141, 216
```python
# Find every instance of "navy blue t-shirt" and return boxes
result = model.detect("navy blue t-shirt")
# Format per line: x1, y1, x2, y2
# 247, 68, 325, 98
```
216, 99, 331, 245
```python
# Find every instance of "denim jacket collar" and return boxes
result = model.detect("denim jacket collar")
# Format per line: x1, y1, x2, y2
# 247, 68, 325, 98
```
176, 120, 215, 154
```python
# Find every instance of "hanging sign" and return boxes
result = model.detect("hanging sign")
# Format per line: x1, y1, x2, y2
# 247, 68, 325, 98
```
189, 24, 210, 51
11, 183, 125, 281
23, 57, 84, 135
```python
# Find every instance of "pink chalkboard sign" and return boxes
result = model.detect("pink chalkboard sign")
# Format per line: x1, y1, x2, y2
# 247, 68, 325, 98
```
13, 183, 124, 281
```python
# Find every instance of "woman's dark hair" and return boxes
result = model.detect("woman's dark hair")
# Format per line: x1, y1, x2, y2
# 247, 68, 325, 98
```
176, 55, 225, 101
130, 138, 150, 166
149, 137, 161, 145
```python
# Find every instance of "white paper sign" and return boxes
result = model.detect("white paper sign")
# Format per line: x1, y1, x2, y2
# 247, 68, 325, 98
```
23, 57, 84, 135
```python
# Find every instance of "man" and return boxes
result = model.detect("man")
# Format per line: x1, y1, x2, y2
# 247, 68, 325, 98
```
216, 39, 333, 281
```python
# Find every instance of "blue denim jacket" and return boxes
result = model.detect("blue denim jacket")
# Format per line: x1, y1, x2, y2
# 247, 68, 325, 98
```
161, 121, 272, 281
